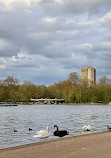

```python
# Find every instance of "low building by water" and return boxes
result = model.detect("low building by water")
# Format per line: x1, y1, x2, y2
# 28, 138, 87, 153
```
31, 98, 65, 104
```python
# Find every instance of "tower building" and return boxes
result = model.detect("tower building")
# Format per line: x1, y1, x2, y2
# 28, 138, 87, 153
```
80, 66, 96, 86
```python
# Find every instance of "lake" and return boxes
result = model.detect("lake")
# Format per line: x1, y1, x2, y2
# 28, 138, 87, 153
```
0, 104, 111, 149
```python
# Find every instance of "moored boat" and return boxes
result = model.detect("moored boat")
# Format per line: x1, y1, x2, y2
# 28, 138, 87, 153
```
0, 104, 17, 106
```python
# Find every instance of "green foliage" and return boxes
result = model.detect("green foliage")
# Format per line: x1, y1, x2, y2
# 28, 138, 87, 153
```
0, 75, 110, 104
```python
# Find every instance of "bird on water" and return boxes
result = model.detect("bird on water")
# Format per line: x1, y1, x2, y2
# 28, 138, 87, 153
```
82, 125, 91, 132
29, 128, 32, 131
14, 129, 17, 132
33, 126, 50, 139
53, 125, 69, 137
106, 125, 111, 131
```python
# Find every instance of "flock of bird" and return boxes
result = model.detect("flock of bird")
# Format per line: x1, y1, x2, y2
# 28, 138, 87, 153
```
14, 124, 111, 140
33, 125, 69, 139
14, 128, 32, 133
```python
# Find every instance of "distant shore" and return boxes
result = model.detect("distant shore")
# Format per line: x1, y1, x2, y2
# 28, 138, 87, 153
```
0, 102, 109, 106
20, 102, 107, 105
0, 131, 111, 158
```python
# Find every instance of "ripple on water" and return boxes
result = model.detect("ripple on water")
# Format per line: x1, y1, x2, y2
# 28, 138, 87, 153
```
0, 104, 111, 149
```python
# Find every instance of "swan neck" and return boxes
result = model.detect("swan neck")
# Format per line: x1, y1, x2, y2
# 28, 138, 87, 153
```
46, 127, 49, 133
56, 126, 59, 131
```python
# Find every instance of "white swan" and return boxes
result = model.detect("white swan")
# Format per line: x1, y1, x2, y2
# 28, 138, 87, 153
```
33, 126, 50, 139
82, 125, 91, 131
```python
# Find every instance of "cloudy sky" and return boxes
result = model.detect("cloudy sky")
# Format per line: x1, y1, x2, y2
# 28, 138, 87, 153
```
0, 0, 111, 85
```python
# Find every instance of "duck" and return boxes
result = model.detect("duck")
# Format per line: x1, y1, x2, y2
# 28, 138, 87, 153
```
82, 125, 91, 131
29, 128, 32, 131
106, 125, 111, 131
33, 126, 50, 139
53, 125, 69, 137
14, 129, 17, 132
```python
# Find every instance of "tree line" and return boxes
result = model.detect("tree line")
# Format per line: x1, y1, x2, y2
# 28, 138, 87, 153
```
0, 73, 111, 104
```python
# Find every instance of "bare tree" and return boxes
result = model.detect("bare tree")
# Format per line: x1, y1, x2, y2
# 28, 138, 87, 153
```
99, 76, 109, 86
3, 76, 19, 86
68, 72, 79, 84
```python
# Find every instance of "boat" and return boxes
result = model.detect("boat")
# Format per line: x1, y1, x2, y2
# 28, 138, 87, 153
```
0, 104, 17, 106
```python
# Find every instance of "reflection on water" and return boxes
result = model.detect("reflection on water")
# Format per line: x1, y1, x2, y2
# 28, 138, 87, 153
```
0, 104, 111, 149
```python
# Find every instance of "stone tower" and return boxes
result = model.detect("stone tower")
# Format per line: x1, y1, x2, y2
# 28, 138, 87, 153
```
80, 66, 96, 86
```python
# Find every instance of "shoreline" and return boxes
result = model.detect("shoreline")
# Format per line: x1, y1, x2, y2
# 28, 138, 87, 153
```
1, 131, 111, 158
17, 103, 108, 106
0, 101, 108, 106
0, 131, 107, 150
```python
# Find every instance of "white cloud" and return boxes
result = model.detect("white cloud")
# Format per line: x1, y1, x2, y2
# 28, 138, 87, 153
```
11, 56, 17, 61
81, 43, 93, 48
17, 48, 28, 59
101, 11, 111, 24
54, 0, 63, 4
0, 0, 110, 84
0, 65, 5, 69
44, 17, 57, 23
1, 0, 41, 7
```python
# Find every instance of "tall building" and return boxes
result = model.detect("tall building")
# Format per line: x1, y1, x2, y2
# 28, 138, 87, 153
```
80, 66, 96, 86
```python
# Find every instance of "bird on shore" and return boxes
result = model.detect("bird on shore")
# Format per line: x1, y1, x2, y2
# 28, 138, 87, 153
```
106, 125, 111, 131
14, 129, 17, 132
33, 126, 50, 139
53, 125, 69, 137
82, 125, 91, 131
29, 128, 32, 131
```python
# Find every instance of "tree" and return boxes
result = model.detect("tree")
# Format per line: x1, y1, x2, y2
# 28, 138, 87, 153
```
99, 76, 109, 86
68, 72, 79, 84
3, 76, 19, 86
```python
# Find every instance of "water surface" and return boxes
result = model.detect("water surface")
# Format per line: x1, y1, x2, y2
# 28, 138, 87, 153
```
0, 104, 111, 149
